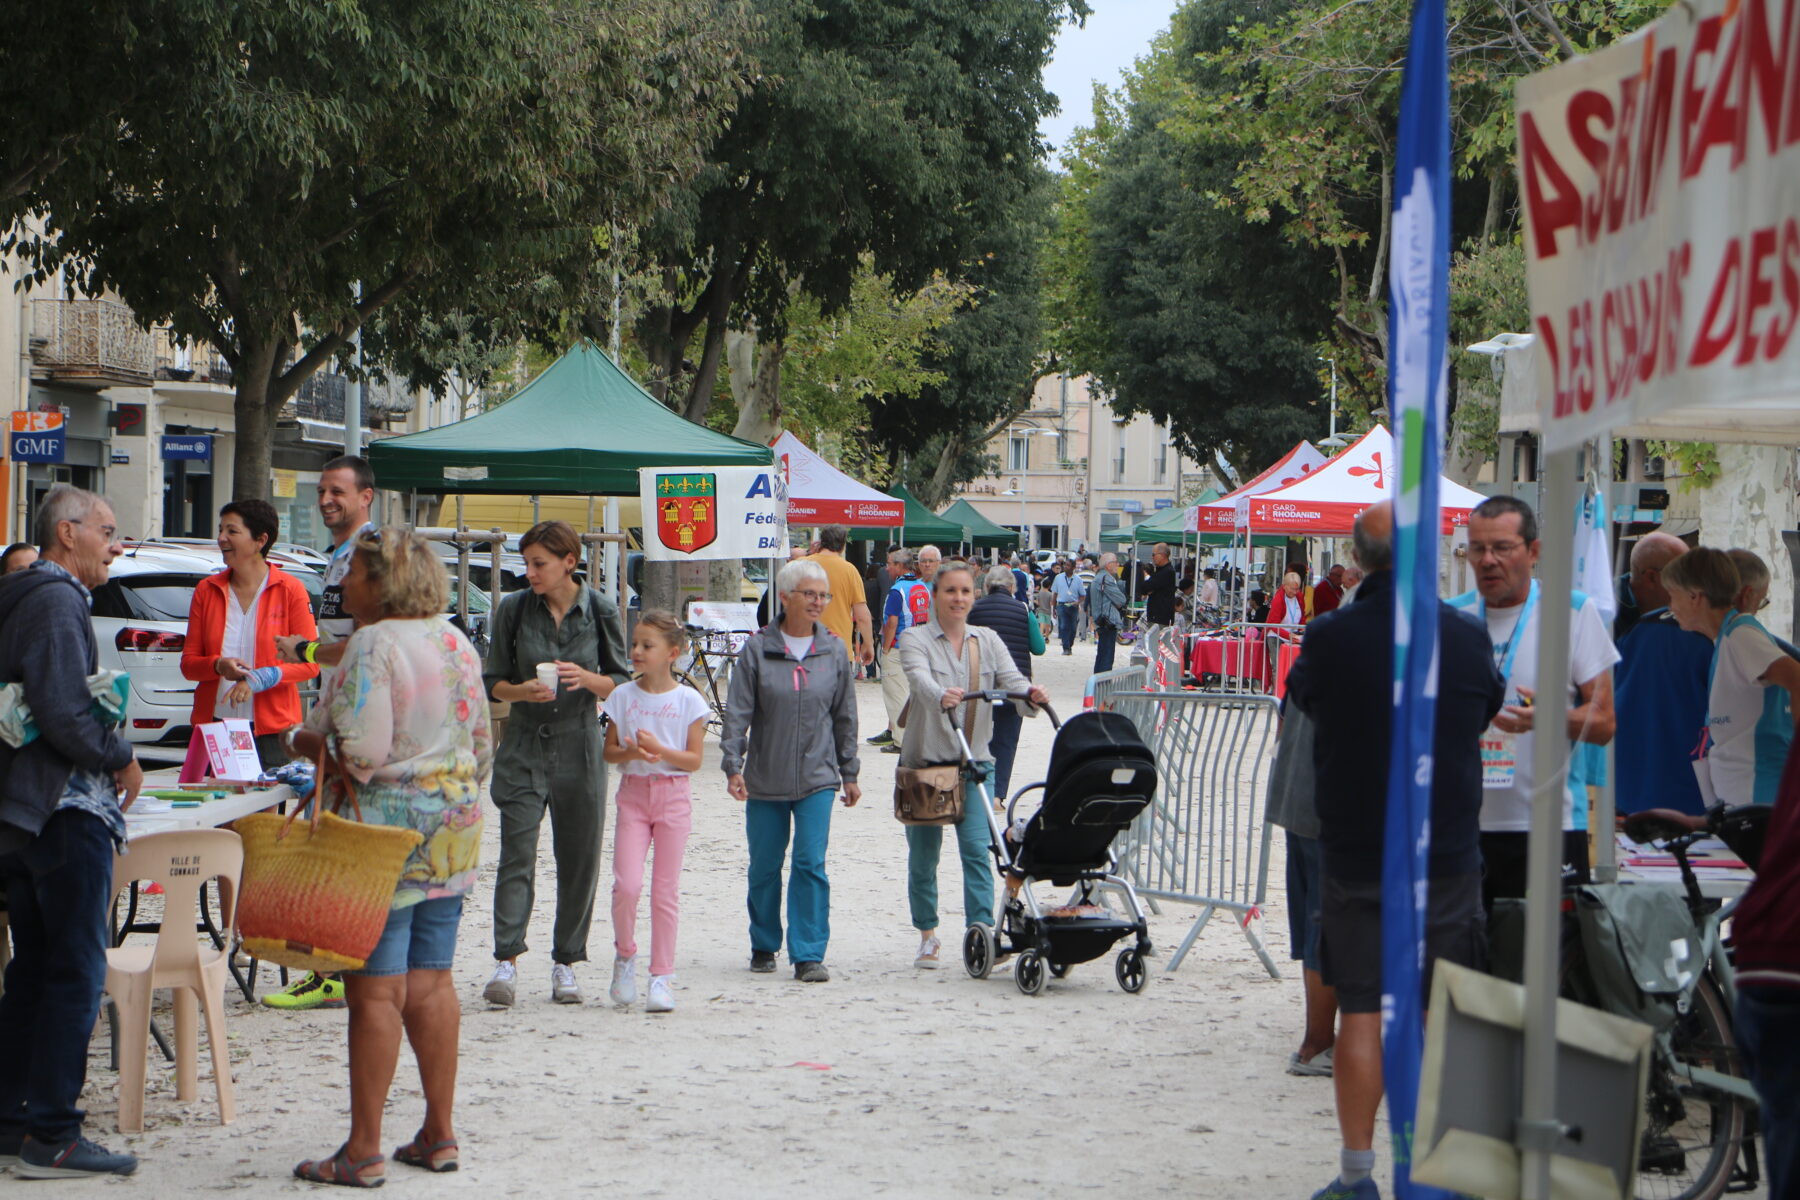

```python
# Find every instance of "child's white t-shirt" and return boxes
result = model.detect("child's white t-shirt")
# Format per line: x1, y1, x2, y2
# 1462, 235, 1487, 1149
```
603, 681, 711, 777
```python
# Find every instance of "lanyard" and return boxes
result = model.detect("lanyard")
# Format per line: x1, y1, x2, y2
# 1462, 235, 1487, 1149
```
1478, 580, 1538, 686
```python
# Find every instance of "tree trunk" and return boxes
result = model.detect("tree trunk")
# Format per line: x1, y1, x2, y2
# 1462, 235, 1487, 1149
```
728, 329, 785, 444
1697, 444, 1799, 641
231, 340, 283, 502
917, 433, 965, 509
1444, 374, 1496, 486
680, 282, 734, 424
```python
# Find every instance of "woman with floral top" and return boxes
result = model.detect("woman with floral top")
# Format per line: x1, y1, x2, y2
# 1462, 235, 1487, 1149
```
290, 528, 492, 1186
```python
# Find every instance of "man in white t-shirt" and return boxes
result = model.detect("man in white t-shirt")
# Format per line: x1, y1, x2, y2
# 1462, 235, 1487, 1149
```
1450, 496, 1618, 907
277, 455, 376, 671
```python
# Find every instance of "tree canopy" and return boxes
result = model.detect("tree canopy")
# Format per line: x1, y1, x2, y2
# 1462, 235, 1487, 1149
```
15, 0, 749, 500
632, 0, 1084, 425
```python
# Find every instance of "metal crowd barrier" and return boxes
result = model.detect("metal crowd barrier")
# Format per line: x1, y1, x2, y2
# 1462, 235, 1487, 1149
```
1108, 690, 1281, 977
1084, 664, 1150, 712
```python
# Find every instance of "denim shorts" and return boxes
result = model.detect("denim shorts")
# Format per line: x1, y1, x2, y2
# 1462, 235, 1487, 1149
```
354, 895, 464, 977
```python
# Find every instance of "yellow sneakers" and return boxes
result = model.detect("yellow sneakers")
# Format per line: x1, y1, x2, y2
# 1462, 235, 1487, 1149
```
260, 972, 346, 1010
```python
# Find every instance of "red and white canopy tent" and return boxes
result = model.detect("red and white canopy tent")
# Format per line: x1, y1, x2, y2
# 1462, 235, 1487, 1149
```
1220, 439, 1330, 499
1188, 426, 1485, 535
770, 431, 904, 528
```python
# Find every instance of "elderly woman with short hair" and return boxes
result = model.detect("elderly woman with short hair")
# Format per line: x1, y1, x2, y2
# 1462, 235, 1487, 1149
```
722, 558, 862, 983
290, 528, 492, 1185
899, 561, 1050, 969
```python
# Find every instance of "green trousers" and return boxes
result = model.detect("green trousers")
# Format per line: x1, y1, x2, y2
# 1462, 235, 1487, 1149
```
490, 714, 608, 965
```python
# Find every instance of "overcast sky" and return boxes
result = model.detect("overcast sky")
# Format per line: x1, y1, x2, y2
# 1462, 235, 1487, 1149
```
1038, 0, 1182, 157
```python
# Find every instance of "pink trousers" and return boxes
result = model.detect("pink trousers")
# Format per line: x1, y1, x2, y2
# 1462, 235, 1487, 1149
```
611, 773, 693, 976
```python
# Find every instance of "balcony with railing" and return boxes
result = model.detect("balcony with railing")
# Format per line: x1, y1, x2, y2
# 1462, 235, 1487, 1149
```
153, 327, 234, 387
30, 299, 154, 388
289, 372, 416, 426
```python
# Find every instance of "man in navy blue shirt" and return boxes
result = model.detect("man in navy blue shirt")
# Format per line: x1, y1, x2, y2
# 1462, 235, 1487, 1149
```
1284, 502, 1504, 1200
1615, 533, 1711, 816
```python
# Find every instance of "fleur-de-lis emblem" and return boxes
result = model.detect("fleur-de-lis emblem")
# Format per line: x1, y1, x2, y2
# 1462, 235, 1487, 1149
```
1347, 451, 1386, 489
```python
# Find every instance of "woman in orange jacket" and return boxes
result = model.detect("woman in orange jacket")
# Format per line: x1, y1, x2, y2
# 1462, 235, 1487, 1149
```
181, 498, 320, 770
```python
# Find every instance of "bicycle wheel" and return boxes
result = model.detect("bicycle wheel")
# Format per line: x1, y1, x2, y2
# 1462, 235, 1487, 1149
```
1633, 975, 1748, 1200
675, 671, 726, 732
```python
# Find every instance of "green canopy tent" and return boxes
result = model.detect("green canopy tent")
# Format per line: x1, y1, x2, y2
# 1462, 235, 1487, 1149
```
847, 483, 962, 545
937, 498, 1019, 550
367, 341, 774, 495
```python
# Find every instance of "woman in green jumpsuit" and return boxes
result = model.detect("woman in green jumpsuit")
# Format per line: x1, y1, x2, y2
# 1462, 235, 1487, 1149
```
481, 521, 629, 1007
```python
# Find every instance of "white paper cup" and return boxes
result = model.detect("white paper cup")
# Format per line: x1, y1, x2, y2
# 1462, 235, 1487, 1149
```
535, 662, 559, 693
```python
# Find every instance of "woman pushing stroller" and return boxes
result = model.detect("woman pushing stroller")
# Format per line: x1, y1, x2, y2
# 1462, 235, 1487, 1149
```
897, 561, 1049, 969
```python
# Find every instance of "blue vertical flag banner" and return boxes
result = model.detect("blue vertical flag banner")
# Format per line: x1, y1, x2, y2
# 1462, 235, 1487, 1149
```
1383, 0, 1452, 1192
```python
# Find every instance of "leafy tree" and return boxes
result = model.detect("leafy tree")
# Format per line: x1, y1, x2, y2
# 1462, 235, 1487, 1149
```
633, 0, 1084, 424
872, 170, 1058, 507
1071, 21, 1337, 477
1, 1, 245, 215
24, 0, 748, 500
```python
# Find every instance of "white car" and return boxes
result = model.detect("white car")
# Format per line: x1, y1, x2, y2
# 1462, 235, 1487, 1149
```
91, 548, 237, 761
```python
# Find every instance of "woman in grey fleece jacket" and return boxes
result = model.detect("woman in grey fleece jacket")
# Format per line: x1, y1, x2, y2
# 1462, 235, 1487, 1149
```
721, 559, 861, 982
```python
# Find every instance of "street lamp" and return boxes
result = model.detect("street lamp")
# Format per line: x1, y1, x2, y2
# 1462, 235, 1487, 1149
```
1318, 355, 1349, 450
1005, 427, 1064, 552
1002, 486, 1027, 550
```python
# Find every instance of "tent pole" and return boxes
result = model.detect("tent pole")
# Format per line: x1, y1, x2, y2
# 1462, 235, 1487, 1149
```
1519, 446, 1577, 1200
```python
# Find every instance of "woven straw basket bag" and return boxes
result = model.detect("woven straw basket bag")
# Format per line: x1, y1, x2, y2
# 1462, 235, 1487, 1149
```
233, 748, 424, 973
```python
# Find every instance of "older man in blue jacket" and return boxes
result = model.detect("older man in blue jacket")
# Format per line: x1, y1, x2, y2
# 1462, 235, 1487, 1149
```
0, 486, 142, 1179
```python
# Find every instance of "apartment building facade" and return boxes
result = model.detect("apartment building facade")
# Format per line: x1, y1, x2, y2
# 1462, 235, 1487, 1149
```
2, 258, 414, 547
954, 373, 1213, 553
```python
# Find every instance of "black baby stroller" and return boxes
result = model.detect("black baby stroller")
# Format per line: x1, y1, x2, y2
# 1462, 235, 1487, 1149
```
949, 695, 1158, 996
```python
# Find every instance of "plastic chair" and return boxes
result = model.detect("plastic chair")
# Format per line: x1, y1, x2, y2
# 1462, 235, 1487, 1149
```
106, 828, 243, 1133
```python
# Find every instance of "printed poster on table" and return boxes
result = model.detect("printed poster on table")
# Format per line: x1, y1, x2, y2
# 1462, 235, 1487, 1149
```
197, 719, 263, 783
1515, 0, 1800, 451
638, 466, 788, 562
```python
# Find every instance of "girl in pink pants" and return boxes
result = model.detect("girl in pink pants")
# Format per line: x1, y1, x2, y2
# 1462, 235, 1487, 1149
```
601, 612, 710, 1013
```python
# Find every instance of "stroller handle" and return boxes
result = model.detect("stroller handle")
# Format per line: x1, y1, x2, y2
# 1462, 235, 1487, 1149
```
949, 690, 1061, 730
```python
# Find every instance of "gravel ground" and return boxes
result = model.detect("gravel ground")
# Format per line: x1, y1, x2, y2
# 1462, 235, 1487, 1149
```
31, 639, 1406, 1197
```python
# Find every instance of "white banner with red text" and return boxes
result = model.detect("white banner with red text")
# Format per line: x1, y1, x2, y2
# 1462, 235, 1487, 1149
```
1516, 0, 1800, 451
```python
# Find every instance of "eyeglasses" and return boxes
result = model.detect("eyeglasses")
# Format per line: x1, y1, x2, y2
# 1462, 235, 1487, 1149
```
1467, 540, 1528, 559
70, 519, 119, 541
792, 590, 832, 603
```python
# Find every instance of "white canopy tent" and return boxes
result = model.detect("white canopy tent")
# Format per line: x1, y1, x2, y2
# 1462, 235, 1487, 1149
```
770, 431, 905, 528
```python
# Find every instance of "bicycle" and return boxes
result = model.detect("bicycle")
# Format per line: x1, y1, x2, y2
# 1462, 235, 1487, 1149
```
675, 625, 747, 734
1573, 804, 1772, 1200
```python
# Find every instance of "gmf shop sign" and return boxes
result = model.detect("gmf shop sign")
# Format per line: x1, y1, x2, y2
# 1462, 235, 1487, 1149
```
637, 466, 788, 562
9, 412, 65, 463
1516, 0, 1800, 450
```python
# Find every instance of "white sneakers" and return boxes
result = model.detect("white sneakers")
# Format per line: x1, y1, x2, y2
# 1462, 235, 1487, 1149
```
483, 961, 518, 1007
486, 955, 669, 1011
915, 935, 943, 969
609, 956, 638, 1006
551, 963, 583, 1005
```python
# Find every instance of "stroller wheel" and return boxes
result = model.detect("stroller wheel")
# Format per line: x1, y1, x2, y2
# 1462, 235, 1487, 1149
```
1116, 948, 1148, 994
1015, 950, 1047, 996
1049, 962, 1071, 979
963, 924, 996, 980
